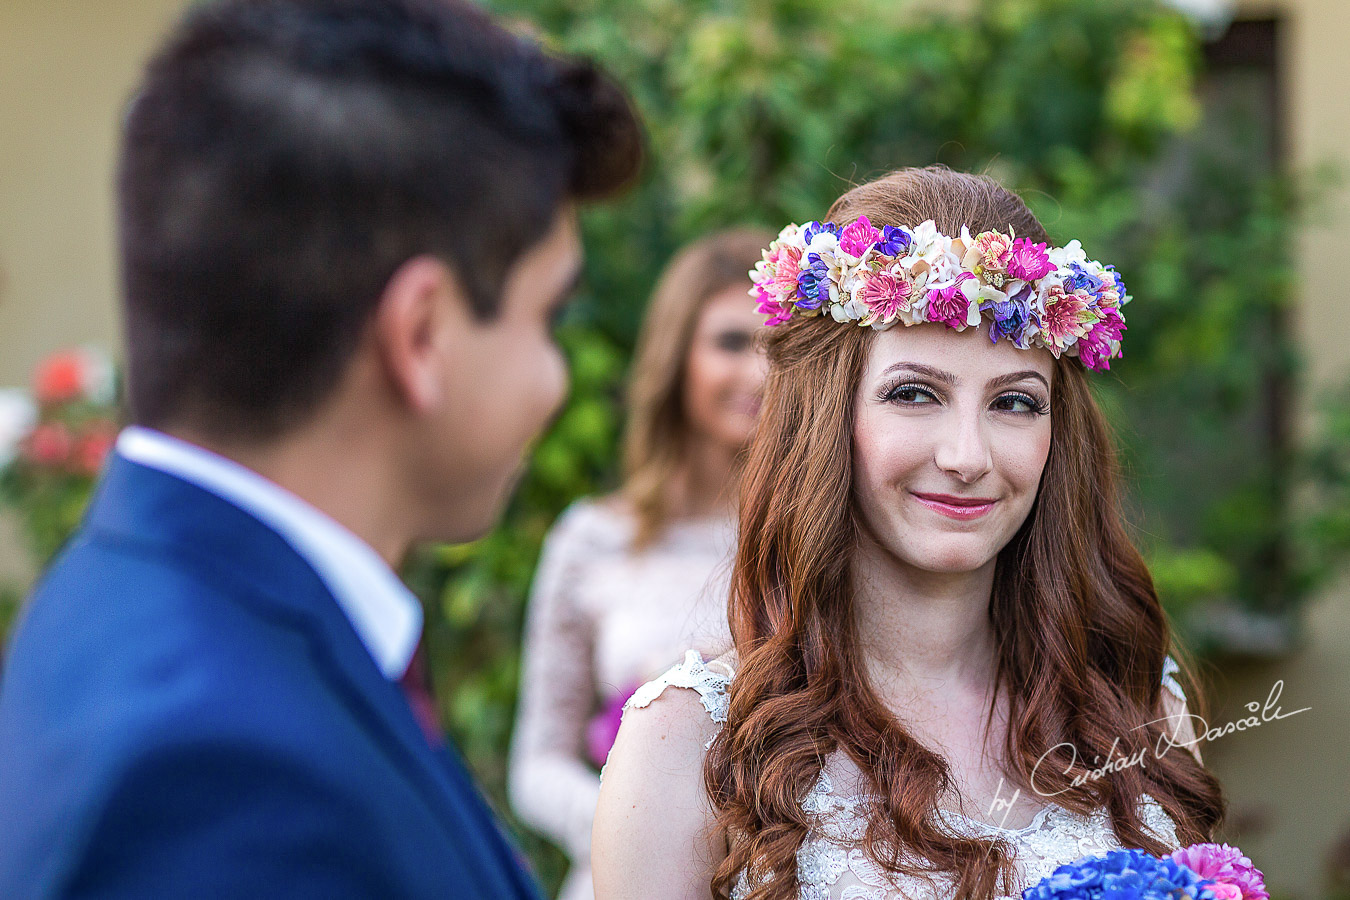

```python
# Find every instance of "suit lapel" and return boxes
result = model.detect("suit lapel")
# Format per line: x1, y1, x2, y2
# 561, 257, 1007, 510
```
82, 454, 473, 837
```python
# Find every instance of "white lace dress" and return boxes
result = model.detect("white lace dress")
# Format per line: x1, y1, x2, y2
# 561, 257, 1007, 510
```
510, 499, 737, 900
625, 651, 1189, 900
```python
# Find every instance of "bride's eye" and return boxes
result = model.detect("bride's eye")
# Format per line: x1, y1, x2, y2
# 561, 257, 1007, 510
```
882, 382, 939, 405
991, 392, 1049, 415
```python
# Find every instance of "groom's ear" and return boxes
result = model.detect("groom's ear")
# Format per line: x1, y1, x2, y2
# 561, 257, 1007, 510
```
370, 255, 471, 415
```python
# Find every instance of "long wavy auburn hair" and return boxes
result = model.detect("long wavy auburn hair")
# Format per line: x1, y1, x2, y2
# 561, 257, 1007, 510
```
703, 167, 1226, 899
621, 228, 774, 549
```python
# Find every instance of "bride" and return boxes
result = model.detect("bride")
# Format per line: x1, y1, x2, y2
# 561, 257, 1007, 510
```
592, 167, 1225, 900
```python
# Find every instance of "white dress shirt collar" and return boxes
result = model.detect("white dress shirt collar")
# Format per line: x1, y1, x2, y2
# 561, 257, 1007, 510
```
114, 425, 422, 681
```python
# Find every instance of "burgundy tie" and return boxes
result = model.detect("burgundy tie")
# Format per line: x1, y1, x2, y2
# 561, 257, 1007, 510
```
398, 640, 444, 748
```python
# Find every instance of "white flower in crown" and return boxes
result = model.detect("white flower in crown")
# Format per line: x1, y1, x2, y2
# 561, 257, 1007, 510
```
898, 219, 956, 284
1047, 239, 1089, 273
830, 298, 868, 322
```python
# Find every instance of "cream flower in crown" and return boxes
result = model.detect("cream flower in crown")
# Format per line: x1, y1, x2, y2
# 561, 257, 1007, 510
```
749, 216, 1130, 371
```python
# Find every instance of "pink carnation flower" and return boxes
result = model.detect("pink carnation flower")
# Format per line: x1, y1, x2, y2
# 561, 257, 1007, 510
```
969, 230, 1013, 278
858, 271, 912, 322
766, 243, 803, 298
839, 215, 882, 258
1007, 237, 1055, 281
926, 273, 977, 329
1040, 283, 1098, 353
1170, 843, 1269, 900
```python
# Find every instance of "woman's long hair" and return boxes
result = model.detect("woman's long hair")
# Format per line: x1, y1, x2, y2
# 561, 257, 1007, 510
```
703, 167, 1225, 899
621, 228, 773, 549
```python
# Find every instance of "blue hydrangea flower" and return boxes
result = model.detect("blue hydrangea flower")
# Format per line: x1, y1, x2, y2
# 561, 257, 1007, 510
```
796, 253, 831, 310
1022, 849, 1217, 900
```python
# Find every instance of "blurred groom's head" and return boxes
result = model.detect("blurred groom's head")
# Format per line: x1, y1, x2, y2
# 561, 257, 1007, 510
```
117, 0, 643, 542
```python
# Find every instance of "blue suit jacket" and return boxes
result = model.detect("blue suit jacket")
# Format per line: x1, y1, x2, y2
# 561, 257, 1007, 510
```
0, 454, 543, 899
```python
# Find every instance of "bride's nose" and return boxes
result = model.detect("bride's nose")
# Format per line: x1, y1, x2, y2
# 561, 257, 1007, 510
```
932, 404, 993, 484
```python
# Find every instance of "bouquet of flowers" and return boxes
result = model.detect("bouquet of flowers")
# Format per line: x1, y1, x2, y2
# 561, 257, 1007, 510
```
0, 346, 120, 565
1023, 845, 1268, 900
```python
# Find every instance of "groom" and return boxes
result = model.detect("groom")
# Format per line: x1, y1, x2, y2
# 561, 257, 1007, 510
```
0, 0, 641, 896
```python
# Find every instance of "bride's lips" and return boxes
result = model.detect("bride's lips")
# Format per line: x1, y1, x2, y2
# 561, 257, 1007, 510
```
911, 491, 999, 521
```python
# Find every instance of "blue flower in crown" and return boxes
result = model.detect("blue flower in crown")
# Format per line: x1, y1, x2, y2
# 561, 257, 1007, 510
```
796, 253, 831, 310
801, 221, 841, 244
1066, 262, 1104, 295
876, 225, 913, 256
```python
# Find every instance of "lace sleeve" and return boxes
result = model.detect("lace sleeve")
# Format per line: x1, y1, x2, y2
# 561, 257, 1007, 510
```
508, 502, 606, 862
622, 650, 732, 750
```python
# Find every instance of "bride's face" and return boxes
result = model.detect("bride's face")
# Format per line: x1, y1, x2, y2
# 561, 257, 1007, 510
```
851, 322, 1054, 576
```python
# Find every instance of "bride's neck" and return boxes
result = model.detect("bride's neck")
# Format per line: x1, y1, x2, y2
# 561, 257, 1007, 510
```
850, 529, 999, 703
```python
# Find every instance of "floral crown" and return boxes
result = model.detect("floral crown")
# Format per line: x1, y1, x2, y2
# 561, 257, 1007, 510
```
748, 215, 1129, 371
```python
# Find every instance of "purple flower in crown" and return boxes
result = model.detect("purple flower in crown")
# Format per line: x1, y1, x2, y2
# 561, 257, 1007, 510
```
1170, 844, 1268, 900
876, 225, 913, 257
927, 273, 978, 329
802, 221, 841, 244
983, 288, 1034, 348
1007, 237, 1055, 282
858, 271, 913, 322
839, 216, 882, 258
796, 253, 831, 310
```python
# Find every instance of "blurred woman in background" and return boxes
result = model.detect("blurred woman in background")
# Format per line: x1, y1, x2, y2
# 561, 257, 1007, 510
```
509, 228, 773, 900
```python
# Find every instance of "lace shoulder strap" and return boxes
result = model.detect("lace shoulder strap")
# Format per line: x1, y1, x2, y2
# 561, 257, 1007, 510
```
1162, 654, 1185, 703
625, 649, 734, 725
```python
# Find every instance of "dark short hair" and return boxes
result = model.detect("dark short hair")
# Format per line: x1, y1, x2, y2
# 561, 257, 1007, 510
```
118, 0, 643, 439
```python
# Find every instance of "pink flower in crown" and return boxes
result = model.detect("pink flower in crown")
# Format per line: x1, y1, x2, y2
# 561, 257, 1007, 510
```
1007, 237, 1055, 282
858, 270, 913, 323
963, 230, 1014, 285
765, 243, 803, 299
1040, 282, 1100, 355
1076, 321, 1117, 371
1170, 844, 1269, 900
926, 272, 979, 329
754, 286, 795, 327
838, 216, 883, 258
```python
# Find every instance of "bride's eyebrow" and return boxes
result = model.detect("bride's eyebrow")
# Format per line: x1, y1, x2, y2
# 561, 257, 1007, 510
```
879, 362, 957, 383
988, 370, 1050, 391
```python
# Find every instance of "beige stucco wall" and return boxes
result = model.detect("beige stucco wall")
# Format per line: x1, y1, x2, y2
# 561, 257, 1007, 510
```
0, 0, 188, 389
0, 0, 188, 580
